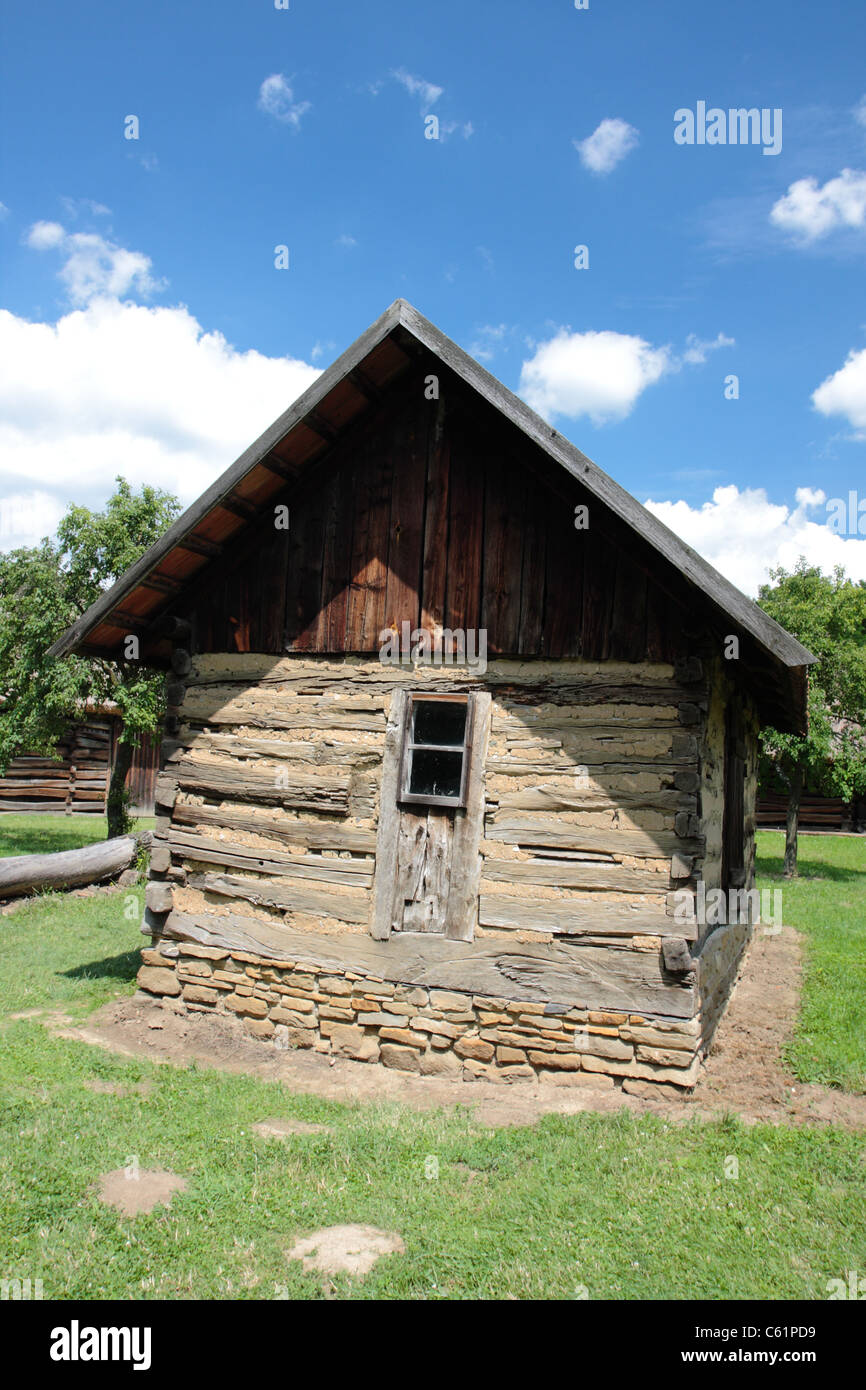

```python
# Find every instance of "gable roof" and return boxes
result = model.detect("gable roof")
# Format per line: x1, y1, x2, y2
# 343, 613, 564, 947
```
49, 298, 815, 685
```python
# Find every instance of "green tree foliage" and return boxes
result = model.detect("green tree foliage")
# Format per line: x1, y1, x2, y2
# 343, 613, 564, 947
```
758, 560, 866, 875
0, 478, 181, 837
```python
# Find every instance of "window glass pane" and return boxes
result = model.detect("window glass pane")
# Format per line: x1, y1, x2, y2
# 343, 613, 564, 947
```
408, 749, 464, 800
412, 700, 467, 748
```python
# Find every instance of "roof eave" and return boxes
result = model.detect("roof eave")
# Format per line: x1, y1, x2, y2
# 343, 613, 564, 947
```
393, 302, 817, 672
47, 298, 407, 660
49, 296, 817, 678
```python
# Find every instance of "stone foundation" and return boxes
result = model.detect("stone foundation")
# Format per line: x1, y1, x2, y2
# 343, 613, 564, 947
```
137, 942, 706, 1088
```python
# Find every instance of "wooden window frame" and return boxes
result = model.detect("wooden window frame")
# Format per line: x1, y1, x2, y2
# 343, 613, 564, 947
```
398, 693, 474, 810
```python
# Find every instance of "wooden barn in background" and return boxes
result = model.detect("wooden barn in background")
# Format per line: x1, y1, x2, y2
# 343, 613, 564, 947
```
0, 709, 159, 816
49, 300, 814, 1089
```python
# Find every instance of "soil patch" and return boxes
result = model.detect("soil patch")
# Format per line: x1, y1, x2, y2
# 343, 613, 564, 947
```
84, 1078, 152, 1098
287, 1224, 404, 1277
41, 925, 866, 1130
252, 1117, 331, 1139
96, 1167, 187, 1216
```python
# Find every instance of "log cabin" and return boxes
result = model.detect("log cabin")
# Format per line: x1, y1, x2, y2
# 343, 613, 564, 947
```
0, 708, 159, 816
49, 300, 815, 1089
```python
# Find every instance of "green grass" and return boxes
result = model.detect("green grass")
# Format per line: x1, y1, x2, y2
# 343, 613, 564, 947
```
2, 1019, 863, 1300
0, 816, 863, 1299
756, 831, 866, 1094
0, 812, 154, 858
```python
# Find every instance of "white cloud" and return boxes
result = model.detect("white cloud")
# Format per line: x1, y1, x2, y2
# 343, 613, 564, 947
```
26, 222, 165, 305
470, 323, 509, 362
812, 346, 866, 436
682, 331, 735, 364
334, 233, 357, 248
0, 202, 9, 221
438, 120, 474, 141
0, 490, 66, 550
0, 293, 320, 549
519, 325, 734, 425
769, 168, 866, 242
389, 68, 471, 139
644, 485, 866, 597
853, 95, 866, 128
27, 220, 65, 249
59, 196, 111, 219
392, 68, 443, 113
519, 328, 672, 425
574, 118, 639, 175
258, 74, 311, 129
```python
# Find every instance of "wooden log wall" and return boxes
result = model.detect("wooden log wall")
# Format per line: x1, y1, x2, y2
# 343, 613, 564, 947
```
756, 792, 845, 829
0, 719, 160, 816
697, 658, 759, 922
0, 720, 112, 814
145, 653, 710, 1020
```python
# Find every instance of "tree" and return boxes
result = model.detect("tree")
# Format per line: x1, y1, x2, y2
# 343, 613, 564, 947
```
758, 560, 866, 876
0, 478, 181, 838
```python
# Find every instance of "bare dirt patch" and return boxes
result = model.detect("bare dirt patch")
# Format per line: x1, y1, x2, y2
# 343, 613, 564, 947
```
41, 925, 866, 1131
691, 924, 866, 1127
287, 1224, 404, 1277
252, 1117, 331, 1139
84, 1078, 152, 1098
96, 1168, 187, 1217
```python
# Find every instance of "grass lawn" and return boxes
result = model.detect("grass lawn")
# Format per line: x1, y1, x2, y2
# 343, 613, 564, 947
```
0, 816, 863, 1299
756, 831, 866, 1094
0, 812, 154, 858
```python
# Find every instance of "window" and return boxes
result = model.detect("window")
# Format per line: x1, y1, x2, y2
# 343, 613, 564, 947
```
399, 694, 473, 809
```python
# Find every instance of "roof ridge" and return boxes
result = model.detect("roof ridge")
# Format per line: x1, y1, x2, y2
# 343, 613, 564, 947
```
49, 298, 815, 673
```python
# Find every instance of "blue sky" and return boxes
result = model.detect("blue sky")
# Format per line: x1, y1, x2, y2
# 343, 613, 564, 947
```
1, 0, 865, 593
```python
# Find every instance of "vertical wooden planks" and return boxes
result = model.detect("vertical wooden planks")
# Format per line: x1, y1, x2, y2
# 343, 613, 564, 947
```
445, 416, 484, 635
542, 495, 585, 659
317, 461, 356, 651
517, 471, 548, 654
285, 482, 327, 651
420, 395, 450, 634
581, 522, 616, 660
482, 450, 525, 654
645, 576, 671, 662
370, 689, 407, 939
255, 504, 291, 652
609, 549, 648, 661
383, 393, 427, 635
394, 812, 453, 933
443, 691, 491, 942
345, 426, 394, 650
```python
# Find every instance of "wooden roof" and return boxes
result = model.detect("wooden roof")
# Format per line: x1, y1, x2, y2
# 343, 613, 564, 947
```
49, 298, 815, 685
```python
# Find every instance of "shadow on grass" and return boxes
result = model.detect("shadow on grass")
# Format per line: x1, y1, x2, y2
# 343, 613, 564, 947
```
0, 826, 105, 857
756, 856, 864, 883
0, 815, 154, 859
60, 950, 141, 986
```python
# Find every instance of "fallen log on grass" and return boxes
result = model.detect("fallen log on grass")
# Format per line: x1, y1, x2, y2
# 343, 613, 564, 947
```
0, 835, 141, 900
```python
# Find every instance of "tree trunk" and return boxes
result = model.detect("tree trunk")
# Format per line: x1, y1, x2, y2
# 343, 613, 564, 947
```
0, 836, 137, 899
783, 763, 804, 878
106, 739, 134, 839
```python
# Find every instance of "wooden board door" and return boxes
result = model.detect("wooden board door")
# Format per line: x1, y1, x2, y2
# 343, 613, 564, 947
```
371, 690, 491, 942
393, 807, 455, 933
